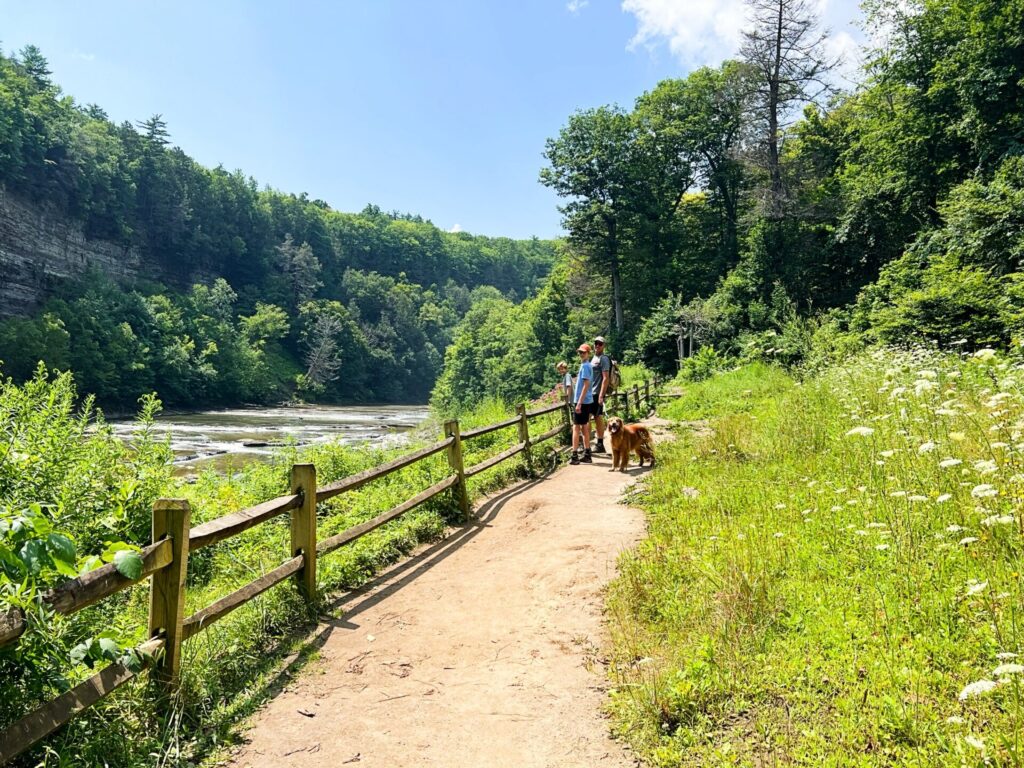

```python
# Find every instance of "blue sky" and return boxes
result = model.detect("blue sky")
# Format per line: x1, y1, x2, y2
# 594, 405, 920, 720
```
2, 0, 863, 239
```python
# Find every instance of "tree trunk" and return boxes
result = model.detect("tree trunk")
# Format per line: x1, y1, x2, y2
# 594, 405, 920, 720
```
608, 218, 624, 333
767, 0, 785, 218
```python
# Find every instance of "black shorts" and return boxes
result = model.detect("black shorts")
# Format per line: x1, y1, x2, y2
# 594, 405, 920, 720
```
591, 400, 605, 417
572, 402, 594, 425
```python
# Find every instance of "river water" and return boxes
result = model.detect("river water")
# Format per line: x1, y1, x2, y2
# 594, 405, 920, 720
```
110, 404, 431, 475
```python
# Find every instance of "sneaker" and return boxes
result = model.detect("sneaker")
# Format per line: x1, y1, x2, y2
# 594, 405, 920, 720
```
569, 453, 580, 465
581, 451, 593, 464
595, 440, 606, 454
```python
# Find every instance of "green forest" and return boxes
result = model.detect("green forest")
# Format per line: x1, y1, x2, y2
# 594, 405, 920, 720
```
0, 46, 555, 408
437, 0, 1024, 412
3, 0, 1024, 764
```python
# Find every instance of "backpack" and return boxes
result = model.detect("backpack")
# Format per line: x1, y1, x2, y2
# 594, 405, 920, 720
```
607, 359, 622, 393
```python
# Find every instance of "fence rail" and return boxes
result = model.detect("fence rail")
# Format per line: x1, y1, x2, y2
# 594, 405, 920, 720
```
0, 375, 663, 764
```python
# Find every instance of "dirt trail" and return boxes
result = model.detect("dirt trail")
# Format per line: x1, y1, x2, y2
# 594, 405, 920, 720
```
224, 422, 670, 768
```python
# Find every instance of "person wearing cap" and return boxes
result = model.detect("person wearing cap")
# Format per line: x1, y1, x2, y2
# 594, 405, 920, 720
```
570, 343, 594, 464
590, 336, 611, 454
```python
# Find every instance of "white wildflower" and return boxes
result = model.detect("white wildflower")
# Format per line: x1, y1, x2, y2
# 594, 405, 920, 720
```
917, 369, 938, 380
939, 458, 963, 468
936, 408, 958, 416
964, 735, 985, 751
974, 348, 997, 361
774, 503, 786, 510
909, 495, 928, 502
950, 431, 967, 442
974, 459, 998, 475
981, 514, 1014, 527
915, 379, 937, 396
959, 680, 998, 700
918, 441, 937, 454
946, 715, 964, 724
996, 652, 1019, 660
890, 491, 908, 497
946, 524, 964, 533
937, 493, 953, 503
960, 536, 980, 546
774, 532, 784, 538
880, 449, 896, 458
875, 543, 890, 550
993, 664, 1024, 676
966, 580, 988, 596
971, 484, 998, 498
846, 426, 875, 437
867, 522, 887, 528
855, 529, 869, 536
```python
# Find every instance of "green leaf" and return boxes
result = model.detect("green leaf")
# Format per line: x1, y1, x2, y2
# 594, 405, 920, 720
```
46, 533, 76, 565
97, 637, 119, 659
113, 549, 143, 580
70, 639, 93, 666
18, 539, 49, 576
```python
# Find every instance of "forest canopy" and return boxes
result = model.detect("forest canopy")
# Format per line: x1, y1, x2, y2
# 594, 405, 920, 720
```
0, 46, 556, 407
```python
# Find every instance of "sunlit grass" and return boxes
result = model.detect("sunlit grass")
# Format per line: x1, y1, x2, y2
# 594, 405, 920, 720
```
609, 348, 1024, 766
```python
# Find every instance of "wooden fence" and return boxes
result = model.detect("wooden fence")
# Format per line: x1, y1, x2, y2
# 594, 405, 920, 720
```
0, 377, 662, 764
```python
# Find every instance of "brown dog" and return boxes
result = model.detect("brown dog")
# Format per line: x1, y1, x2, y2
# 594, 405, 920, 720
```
607, 416, 655, 472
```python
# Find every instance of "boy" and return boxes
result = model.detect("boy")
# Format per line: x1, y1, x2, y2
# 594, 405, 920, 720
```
570, 344, 594, 464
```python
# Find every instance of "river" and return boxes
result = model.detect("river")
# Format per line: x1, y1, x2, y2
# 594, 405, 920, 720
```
111, 404, 431, 476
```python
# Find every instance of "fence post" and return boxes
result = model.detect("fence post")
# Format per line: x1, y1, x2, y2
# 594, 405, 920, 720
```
516, 403, 533, 476
149, 498, 190, 694
633, 384, 641, 413
644, 379, 651, 412
290, 463, 318, 604
564, 387, 573, 445
444, 420, 472, 522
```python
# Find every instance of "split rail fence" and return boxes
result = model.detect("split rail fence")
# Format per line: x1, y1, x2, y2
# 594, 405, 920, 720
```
0, 377, 663, 763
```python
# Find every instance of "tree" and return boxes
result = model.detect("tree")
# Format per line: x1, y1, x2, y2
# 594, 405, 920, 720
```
17, 45, 51, 87
740, 0, 835, 216
137, 114, 170, 147
276, 234, 323, 309
540, 107, 636, 333
299, 312, 344, 395
635, 61, 755, 267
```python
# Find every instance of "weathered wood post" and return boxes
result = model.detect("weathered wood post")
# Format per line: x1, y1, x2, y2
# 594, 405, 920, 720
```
516, 403, 533, 476
633, 384, 641, 413
290, 463, 318, 604
644, 379, 651, 412
444, 419, 471, 522
149, 498, 190, 694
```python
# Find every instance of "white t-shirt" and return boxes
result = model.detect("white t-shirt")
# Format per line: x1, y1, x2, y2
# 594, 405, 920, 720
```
561, 372, 575, 403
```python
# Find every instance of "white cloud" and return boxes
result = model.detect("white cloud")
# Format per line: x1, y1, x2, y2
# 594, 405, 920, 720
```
567, 0, 590, 13
72, 50, 96, 62
448, 223, 463, 233
622, 0, 865, 79
622, 0, 747, 67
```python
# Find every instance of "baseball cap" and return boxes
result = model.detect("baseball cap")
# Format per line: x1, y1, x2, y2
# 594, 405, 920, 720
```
577, 343, 591, 353
594, 336, 606, 344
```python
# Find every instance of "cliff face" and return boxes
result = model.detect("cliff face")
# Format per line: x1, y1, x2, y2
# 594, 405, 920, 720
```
0, 186, 144, 317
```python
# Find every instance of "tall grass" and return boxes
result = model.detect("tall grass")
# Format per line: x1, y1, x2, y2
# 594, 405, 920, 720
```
609, 348, 1024, 766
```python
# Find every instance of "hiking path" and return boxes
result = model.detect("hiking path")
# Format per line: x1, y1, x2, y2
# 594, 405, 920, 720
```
224, 418, 672, 768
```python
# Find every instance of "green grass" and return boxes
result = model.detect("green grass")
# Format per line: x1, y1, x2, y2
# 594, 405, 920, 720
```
609, 350, 1024, 766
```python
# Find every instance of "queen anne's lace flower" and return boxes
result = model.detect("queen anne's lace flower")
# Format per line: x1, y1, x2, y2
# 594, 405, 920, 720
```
846, 426, 874, 437
959, 680, 998, 700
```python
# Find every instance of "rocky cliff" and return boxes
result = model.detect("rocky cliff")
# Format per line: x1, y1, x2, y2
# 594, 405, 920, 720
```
0, 186, 144, 317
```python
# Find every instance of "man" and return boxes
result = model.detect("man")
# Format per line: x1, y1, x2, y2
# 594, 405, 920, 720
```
590, 336, 611, 454
570, 343, 594, 465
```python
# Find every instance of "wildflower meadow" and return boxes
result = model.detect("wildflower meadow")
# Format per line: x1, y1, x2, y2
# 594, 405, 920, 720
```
609, 351, 1024, 766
